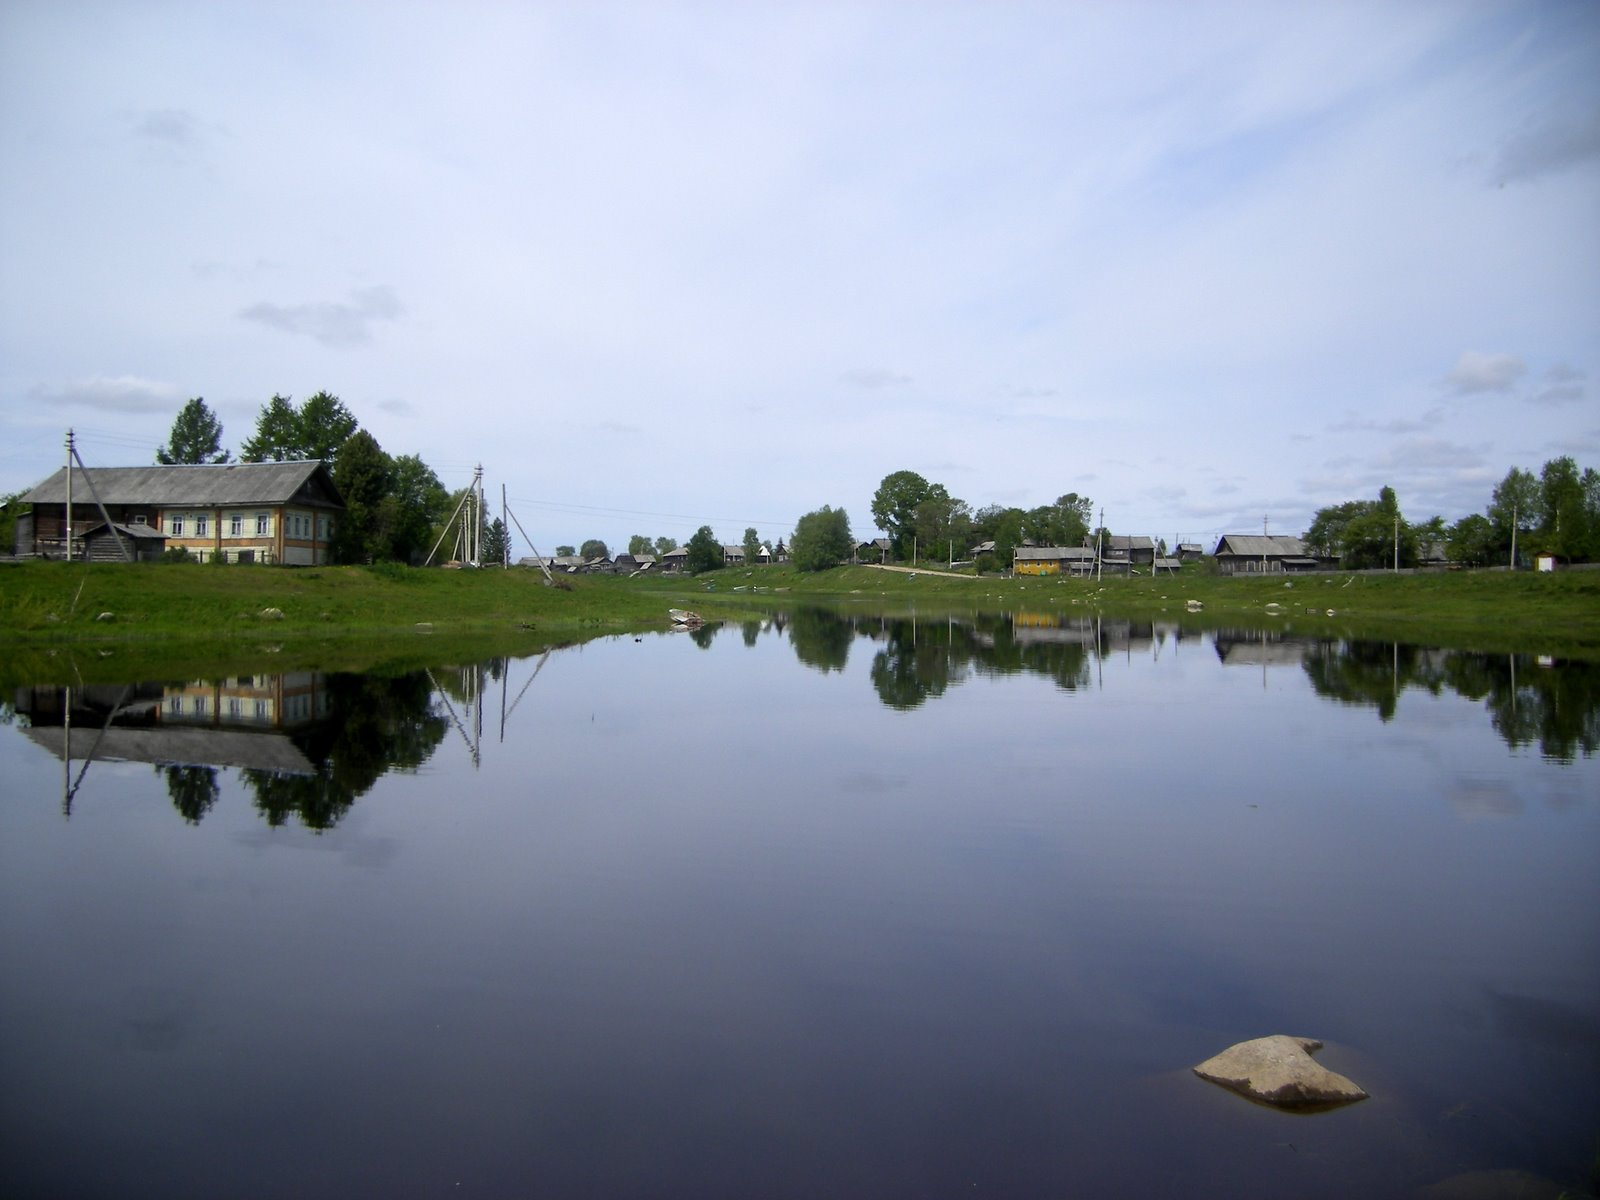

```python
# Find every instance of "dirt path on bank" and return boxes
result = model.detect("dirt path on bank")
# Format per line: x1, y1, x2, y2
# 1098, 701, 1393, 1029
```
860, 563, 977, 580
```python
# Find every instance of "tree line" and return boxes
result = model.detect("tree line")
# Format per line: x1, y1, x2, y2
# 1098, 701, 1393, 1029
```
1308, 457, 1599, 569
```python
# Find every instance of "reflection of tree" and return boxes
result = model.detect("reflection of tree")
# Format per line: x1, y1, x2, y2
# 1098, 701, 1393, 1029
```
1304, 640, 1600, 762
239, 672, 448, 831
869, 621, 959, 710
162, 765, 219, 824
741, 620, 761, 648
1484, 658, 1600, 763
1301, 640, 1442, 722
787, 608, 853, 673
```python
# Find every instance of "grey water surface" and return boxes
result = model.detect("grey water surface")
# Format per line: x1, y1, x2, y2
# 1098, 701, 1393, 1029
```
2, 612, 1596, 1199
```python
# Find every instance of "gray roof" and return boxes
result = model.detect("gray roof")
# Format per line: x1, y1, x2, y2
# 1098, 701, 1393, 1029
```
1015, 545, 1096, 561
1213, 534, 1308, 557
22, 460, 344, 509
1103, 535, 1155, 551
84, 521, 166, 540
25, 725, 317, 774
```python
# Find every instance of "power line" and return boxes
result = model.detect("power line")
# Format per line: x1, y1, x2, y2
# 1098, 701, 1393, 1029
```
506, 495, 793, 529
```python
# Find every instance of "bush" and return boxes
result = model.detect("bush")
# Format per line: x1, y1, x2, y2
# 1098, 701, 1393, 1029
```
160, 547, 194, 564
363, 560, 410, 582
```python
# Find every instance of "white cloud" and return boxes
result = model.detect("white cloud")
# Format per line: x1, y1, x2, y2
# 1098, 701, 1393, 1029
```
29, 375, 179, 413
1530, 363, 1588, 406
838, 367, 912, 390
1492, 108, 1600, 185
1444, 352, 1528, 396
239, 286, 403, 347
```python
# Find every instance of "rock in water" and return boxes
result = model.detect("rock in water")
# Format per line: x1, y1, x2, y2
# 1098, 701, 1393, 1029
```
1193, 1035, 1368, 1109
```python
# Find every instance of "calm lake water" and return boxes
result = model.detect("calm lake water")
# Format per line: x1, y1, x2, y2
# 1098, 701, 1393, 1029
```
3, 612, 1597, 1199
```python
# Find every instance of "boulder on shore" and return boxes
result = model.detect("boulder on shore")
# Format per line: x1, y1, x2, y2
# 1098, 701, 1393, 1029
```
1193, 1035, 1368, 1109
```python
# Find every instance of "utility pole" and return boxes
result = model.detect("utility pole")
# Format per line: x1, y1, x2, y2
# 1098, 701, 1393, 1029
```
65, 430, 73, 562
1096, 508, 1104, 582
1510, 500, 1518, 570
1394, 514, 1400, 572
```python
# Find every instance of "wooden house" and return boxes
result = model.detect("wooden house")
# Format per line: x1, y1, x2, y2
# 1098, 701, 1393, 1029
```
17, 461, 344, 565
81, 521, 167, 562
1212, 534, 1321, 575
1101, 535, 1156, 565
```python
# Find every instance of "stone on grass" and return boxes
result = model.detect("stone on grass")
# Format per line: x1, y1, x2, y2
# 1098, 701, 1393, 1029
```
1193, 1035, 1368, 1109
259, 607, 284, 620
96, 612, 114, 622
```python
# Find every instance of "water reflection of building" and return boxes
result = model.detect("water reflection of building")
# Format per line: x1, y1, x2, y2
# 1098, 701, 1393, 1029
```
15, 673, 330, 776
1211, 630, 1316, 668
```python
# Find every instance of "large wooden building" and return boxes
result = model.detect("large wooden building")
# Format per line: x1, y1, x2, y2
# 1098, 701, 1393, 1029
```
16, 460, 345, 565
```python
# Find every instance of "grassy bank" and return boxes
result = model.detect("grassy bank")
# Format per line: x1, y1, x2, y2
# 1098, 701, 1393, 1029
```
4, 558, 1598, 681
635, 562, 1600, 657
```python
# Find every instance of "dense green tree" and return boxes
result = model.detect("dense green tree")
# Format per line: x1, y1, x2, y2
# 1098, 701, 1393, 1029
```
1306, 486, 1415, 568
912, 487, 971, 563
871, 469, 932, 559
239, 390, 358, 464
331, 430, 393, 563
297, 391, 359, 464
1305, 498, 1376, 558
685, 525, 723, 574
387, 454, 449, 565
156, 397, 230, 464
790, 505, 853, 572
1538, 455, 1587, 561
1022, 493, 1093, 548
655, 536, 676, 558
628, 534, 654, 557
1489, 467, 1539, 562
0, 489, 26, 555
991, 507, 1027, 570
1447, 514, 1497, 566
579, 538, 609, 561
483, 518, 509, 565
240, 393, 300, 462
742, 526, 762, 565
555, 544, 576, 557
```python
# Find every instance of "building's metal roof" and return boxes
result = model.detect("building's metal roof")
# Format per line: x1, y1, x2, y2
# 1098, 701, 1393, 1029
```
1213, 534, 1308, 557
84, 521, 166, 539
22, 461, 343, 508
1015, 545, 1096, 560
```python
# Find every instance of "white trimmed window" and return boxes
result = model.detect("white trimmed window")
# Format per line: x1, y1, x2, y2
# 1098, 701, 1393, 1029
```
170, 515, 184, 537
196, 515, 209, 537
230, 514, 243, 537
256, 512, 270, 535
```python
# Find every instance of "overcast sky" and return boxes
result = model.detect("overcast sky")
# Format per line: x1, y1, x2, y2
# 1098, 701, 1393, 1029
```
3, 0, 1596, 553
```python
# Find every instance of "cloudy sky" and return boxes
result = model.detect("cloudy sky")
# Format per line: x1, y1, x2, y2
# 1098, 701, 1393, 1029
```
2, 0, 1596, 553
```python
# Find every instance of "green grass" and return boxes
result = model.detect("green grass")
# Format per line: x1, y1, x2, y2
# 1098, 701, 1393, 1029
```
4, 558, 1598, 689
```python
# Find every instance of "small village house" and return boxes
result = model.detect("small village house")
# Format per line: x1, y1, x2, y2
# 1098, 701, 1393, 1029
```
1211, 534, 1321, 575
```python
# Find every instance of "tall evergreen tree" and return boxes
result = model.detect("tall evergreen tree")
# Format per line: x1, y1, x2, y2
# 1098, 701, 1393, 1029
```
240, 394, 301, 462
331, 430, 393, 563
156, 397, 230, 464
